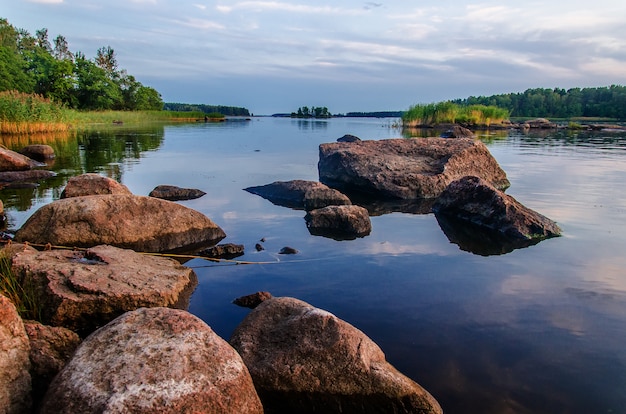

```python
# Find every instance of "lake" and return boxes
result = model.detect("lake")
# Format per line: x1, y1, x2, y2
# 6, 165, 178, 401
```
2, 117, 626, 413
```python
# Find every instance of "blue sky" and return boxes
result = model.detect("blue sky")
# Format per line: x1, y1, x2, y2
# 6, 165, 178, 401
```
4, 0, 626, 114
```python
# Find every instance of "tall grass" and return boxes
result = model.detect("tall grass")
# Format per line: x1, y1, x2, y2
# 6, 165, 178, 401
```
402, 101, 509, 127
0, 91, 70, 134
0, 254, 42, 321
0, 91, 225, 134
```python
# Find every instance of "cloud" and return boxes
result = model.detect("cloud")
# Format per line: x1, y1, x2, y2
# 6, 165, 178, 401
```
25, 0, 63, 3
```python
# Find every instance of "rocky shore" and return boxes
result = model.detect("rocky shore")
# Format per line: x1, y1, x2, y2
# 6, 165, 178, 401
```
1, 129, 563, 413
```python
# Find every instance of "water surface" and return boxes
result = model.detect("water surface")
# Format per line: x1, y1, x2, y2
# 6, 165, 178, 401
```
2, 118, 626, 414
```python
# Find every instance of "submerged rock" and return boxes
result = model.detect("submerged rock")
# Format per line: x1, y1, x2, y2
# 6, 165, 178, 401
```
318, 137, 509, 200
15, 194, 226, 252
433, 176, 561, 244
41, 307, 263, 414
198, 243, 245, 259
230, 297, 443, 414
245, 179, 351, 210
440, 125, 474, 138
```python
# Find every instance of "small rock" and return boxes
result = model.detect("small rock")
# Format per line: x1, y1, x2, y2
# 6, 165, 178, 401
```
233, 292, 273, 309
337, 134, 361, 142
245, 180, 350, 210
278, 246, 298, 255
254, 243, 265, 252
440, 125, 474, 138
198, 243, 245, 259
305, 205, 372, 240
148, 185, 206, 201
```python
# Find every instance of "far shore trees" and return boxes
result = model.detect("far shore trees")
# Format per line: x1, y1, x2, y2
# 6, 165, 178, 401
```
291, 106, 331, 118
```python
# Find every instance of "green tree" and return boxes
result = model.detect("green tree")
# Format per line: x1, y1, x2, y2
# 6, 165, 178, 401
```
73, 53, 122, 110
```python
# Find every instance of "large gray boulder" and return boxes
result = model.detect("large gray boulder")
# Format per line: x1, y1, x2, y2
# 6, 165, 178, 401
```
41, 307, 263, 414
60, 173, 132, 198
433, 176, 561, 243
245, 179, 351, 210
0, 294, 32, 414
14, 194, 226, 252
305, 205, 371, 239
11, 245, 198, 335
318, 137, 509, 200
230, 297, 442, 414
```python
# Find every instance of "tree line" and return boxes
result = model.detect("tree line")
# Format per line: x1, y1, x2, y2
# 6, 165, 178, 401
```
0, 18, 163, 111
452, 85, 626, 119
163, 103, 250, 116
291, 106, 331, 118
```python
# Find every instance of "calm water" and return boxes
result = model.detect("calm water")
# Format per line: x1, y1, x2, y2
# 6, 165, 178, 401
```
2, 118, 626, 414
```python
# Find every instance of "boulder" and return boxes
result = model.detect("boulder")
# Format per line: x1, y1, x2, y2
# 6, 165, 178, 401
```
60, 173, 132, 198
24, 322, 81, 411
245, 179, 351, 210
440, 125, 474, 138
432, 176, 562, 242
0, 147, 44, 171
230, 297, 442, 414
0, 294, 32, 414
318, 138, 510, 200
148, 184, 206, 201
337, 134, 361, 143
11, 245, 198, 335
14, 194, 226, 252
19, 145, 55, 161
305, 205, 371, 240
40, 307, 263, 414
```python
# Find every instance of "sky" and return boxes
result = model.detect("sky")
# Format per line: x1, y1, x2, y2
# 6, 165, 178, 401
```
3, 0, 626, 115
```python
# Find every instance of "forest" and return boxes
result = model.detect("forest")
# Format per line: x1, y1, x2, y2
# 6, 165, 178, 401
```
453, 86, 626, 119
0, 18, 163, 111
163, 103, 250, 117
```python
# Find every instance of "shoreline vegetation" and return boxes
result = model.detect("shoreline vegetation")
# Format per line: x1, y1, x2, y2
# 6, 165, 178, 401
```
0, 91, 231, 134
